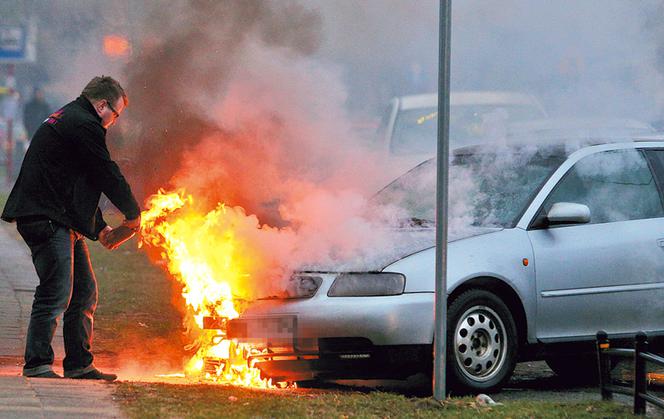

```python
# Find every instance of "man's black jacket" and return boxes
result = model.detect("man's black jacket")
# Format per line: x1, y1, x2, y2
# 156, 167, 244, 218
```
1, 96, 141, 240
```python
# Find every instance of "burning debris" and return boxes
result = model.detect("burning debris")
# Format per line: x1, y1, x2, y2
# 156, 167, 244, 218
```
139, 190, 298, 387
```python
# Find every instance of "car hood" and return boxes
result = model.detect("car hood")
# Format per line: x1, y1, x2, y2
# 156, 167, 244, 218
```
300, 225, 501, 272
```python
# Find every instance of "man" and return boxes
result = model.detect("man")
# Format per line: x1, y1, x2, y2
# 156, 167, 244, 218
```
23, 87, 51, 140
1, 76, 141, 380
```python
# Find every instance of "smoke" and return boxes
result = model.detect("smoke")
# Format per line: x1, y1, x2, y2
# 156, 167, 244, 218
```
308, 0, 664, 120
451, 0, 664, 120
168, 41, 385, 221
118, 0, 404, 295
33, 0, 664, 289
121, 1, 327, 207
18, 1, 664, 121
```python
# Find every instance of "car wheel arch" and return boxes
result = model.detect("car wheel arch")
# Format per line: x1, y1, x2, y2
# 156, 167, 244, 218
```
439, 277, 527, 349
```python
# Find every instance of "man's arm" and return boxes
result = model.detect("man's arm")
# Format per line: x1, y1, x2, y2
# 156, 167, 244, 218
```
74, 122, 141, 221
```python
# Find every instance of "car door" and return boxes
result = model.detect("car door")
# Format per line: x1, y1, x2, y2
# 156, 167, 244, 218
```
527, 148, 664, 341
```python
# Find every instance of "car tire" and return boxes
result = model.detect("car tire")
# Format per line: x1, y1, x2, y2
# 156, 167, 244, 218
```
545, 355, 599, 383
447, 289, 518, 393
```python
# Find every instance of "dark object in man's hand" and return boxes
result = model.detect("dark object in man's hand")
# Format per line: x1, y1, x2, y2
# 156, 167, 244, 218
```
104, 225, 137, 249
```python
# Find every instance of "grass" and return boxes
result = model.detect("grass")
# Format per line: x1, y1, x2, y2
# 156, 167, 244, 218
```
114, 382, 632, 418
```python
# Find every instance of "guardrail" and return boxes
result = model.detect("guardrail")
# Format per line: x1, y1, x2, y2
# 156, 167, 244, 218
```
596, 330, 664, 415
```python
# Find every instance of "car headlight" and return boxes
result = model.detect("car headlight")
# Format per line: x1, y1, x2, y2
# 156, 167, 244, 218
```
327, 273, 406, 297
285, 275, 323, 298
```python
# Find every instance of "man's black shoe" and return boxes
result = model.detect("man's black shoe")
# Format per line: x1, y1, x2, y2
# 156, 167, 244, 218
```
70, 369, 117, 381
29, 371, 62, 379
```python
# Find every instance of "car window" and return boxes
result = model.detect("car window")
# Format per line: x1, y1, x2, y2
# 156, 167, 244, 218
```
372, 160, 436, 221
543, 149, 664, 224
390, 107, 438, 155
643, 150, 664, 197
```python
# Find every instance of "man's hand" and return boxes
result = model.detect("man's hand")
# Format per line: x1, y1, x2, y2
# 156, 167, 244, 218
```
98, 216, 140, 251
122, 215, 141, 232
98, 226, 114, 249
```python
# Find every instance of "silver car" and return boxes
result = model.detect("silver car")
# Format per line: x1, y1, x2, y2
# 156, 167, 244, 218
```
230, 140, 664, 392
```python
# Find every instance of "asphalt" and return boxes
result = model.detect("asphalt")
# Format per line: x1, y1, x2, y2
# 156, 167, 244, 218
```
0, 221, 123, 418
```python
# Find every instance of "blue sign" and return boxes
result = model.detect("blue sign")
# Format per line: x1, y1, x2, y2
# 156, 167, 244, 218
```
0, 25, 34, 63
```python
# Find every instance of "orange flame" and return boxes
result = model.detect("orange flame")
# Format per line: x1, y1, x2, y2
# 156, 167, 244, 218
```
139, 189, 281, 388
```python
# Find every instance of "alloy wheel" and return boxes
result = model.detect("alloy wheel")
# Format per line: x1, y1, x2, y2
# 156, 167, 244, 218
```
453, 305, 507, 382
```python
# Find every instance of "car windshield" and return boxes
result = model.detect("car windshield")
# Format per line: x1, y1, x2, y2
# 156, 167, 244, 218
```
391, 105, 544, 155
373, 146, 565, 228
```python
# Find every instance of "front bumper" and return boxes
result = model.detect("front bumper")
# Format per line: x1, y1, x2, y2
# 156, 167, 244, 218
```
232, 291, 434, 346
241, 339, 431, 381
226, 286, 435, 381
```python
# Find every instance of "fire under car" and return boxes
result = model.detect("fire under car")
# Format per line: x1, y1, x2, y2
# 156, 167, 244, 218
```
228, 138, 664, 392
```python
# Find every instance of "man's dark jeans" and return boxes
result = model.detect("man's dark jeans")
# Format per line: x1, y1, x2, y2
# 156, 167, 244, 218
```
17, 219, 98, 377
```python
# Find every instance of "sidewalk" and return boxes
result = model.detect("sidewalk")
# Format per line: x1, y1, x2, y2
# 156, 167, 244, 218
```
0, 222, 124, 418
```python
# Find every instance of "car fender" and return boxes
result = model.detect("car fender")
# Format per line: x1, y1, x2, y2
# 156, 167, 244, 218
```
383, 228, 537, 343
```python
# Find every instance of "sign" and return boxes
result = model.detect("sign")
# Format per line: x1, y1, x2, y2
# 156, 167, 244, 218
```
0, 24, 36, 63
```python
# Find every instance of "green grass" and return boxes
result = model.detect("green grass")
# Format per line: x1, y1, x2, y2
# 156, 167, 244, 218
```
114, 382, 631, 418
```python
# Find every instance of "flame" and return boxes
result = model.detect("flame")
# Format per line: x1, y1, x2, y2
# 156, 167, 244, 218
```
139, 189, 282, 388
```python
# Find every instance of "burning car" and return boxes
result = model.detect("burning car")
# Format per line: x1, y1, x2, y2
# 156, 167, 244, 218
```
229, 139, 664, 392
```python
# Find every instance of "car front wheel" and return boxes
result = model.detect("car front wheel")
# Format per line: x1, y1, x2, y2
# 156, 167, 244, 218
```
447, 289, 518, 393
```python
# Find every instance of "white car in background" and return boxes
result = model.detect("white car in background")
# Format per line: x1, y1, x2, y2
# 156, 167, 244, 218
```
507, 118, 656, 142
376, 91, 547, 168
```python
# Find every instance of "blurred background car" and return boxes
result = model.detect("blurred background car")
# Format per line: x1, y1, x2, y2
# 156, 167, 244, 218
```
376, 91, 547, 154
507, 117, 656, 143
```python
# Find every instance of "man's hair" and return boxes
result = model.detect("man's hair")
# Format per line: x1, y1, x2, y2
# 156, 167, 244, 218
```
81, 76, 128, 107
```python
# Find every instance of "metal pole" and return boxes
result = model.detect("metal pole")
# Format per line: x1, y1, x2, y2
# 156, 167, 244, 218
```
596, 330, 612, 401
4, 64, 16, 187
6, 117, 13, 186
433, 0, 451, 401
634, 332, 648, 415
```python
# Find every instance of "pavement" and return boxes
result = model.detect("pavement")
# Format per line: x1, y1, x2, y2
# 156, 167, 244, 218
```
0, 221, 124, 418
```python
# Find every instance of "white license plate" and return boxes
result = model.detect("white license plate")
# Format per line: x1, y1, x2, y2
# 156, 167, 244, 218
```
228, 316, 297, 349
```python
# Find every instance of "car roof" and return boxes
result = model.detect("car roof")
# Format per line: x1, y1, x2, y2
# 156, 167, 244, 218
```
632, 133, 664, 142
510, 117, 654, 131
453, 137, 664, 159
398, 91, 543, 110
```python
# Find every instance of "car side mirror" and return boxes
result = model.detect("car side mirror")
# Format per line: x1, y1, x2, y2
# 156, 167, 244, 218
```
546, 202, 591, 225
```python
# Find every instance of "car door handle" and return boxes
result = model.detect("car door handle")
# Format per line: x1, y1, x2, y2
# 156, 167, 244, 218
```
658, 239, 664, 247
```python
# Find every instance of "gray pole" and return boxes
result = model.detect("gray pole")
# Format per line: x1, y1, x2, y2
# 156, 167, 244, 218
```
433, 0, 451, 401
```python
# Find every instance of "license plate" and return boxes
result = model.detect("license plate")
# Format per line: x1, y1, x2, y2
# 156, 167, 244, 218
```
228, 316, 297, 350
